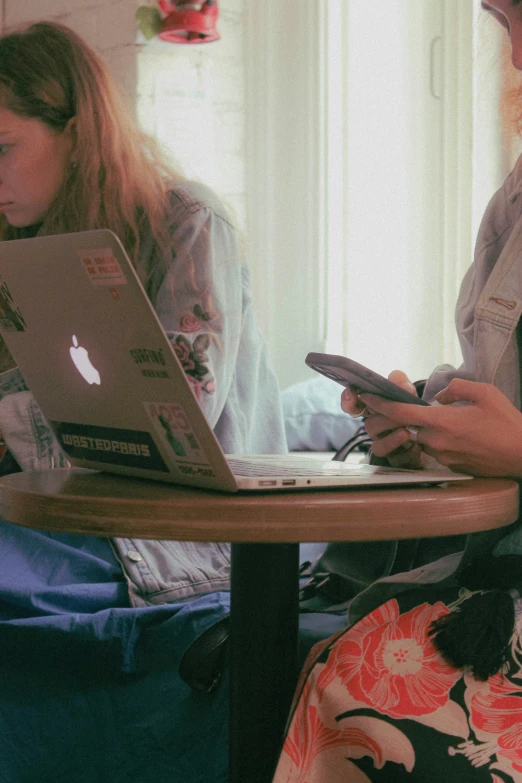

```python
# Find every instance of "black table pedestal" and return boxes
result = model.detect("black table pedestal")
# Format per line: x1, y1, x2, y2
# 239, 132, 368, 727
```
229, 542, 300, 783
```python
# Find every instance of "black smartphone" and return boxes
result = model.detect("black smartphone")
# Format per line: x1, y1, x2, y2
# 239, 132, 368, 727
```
305, 352, 430, 406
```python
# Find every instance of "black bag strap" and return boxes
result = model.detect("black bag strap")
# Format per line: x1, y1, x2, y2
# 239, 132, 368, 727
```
179, 615, 229, 693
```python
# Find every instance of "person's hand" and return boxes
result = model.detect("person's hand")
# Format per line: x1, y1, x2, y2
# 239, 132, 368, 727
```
359, 378, 522, 478
341, 370, 427, 469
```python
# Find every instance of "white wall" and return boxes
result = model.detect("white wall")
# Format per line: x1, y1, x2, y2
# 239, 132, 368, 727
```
242, 0, 510, 390
3, 0, 247, 226
4, 0, 141, 99
135, 1, 247, 226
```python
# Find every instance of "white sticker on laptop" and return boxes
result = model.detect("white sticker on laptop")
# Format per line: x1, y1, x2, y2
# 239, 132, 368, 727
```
78, 248, 127, 286
144, 400, 216, 477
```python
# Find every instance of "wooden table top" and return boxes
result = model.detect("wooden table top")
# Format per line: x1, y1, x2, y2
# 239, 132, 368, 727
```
0, 469, 518, 543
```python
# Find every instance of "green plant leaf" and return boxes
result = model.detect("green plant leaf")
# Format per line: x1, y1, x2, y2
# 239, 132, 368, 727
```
136, 6, 162, 40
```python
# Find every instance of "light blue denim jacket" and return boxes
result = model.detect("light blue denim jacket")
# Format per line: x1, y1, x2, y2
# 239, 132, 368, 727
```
0, 180, 288, 606
423, 153, 522, 407
347, 154, 522, 624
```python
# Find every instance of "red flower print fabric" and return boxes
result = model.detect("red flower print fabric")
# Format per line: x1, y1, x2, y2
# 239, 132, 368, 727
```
455, 670, 522, 778
317, 599, 461, 719
272, 587, 522, 782
277, 680, 415, 782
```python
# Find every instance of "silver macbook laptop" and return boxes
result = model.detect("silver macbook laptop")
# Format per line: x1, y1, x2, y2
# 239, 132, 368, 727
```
0, 230, 471, 492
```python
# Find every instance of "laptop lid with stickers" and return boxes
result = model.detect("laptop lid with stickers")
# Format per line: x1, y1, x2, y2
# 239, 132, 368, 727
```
0, 230, 472, 492
0, 229, 241, 491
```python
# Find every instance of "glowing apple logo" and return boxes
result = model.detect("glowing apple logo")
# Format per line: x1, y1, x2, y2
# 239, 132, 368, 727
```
69, 335, 101, 385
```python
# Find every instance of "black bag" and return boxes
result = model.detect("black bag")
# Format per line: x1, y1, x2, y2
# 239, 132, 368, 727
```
297, 386, 469, 614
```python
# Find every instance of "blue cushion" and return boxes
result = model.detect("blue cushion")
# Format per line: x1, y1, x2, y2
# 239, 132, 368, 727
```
281, 375, 362, 452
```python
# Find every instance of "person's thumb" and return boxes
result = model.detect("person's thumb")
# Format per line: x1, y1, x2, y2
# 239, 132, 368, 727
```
388, 369, 417, 395
434, 378, 483, 406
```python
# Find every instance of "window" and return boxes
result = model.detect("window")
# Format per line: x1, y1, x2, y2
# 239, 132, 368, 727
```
245, 0, 510, 389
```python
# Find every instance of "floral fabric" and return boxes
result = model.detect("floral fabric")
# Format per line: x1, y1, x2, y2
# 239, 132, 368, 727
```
273, 586, 522, 782
167, 304, 216, 401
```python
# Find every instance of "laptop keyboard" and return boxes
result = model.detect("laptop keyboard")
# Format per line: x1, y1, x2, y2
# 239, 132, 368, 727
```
227, 458, 416, 478
227, 458, 366, 477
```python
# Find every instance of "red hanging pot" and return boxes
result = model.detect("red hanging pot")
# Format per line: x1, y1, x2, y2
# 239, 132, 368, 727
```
158, 1, 220, 43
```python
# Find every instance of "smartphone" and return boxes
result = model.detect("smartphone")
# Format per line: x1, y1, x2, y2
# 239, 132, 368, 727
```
305, 352, 430, 406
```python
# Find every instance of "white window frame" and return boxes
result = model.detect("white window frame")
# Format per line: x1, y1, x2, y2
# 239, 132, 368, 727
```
245, 1, 497, 389
244, 0, 328, 390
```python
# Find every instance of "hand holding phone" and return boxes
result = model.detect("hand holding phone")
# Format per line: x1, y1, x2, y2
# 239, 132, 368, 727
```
305, 353, 429, 407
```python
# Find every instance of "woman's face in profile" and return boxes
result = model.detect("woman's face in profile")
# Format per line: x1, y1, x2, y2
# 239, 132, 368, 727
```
0, 106, 75, 228
482, 0, 522, 69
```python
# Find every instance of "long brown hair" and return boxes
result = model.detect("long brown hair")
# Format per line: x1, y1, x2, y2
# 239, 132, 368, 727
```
0, 21, 181, 283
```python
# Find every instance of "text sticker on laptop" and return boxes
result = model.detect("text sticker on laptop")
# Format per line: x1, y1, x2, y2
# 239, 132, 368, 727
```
77, 248, 127, 287
52, 421, 170, 473
130, 347, 171, 380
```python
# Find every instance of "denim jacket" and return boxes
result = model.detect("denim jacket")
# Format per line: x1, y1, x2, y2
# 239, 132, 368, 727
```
423, 153, 522, 407
347, 154, 522, 624
0, 180, 287, 606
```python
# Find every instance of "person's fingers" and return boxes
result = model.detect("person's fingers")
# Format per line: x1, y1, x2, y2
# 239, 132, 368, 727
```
364, 414, 406, 440
341, 386, 367, 417
434, 378, 487, 406
359, 393, 431, 427
388, 369, 417, 395
370, 427, 412, 456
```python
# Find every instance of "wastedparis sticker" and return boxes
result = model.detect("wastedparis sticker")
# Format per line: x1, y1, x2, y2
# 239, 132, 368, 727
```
52, 421, 169, 472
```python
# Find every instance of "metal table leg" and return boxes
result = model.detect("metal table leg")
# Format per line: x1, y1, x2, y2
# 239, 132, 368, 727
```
229, 542, 300, 783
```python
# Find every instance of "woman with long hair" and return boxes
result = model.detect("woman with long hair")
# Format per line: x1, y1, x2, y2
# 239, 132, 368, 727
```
0, 20, 286, 783
273, 1, 522, 781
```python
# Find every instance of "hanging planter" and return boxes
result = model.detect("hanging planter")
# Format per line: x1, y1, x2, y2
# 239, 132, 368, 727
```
137, 1, 220, 44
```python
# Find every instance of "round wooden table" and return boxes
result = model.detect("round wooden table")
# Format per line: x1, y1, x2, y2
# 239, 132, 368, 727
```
0, 468, 516, 540
0, 468, 518, 783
